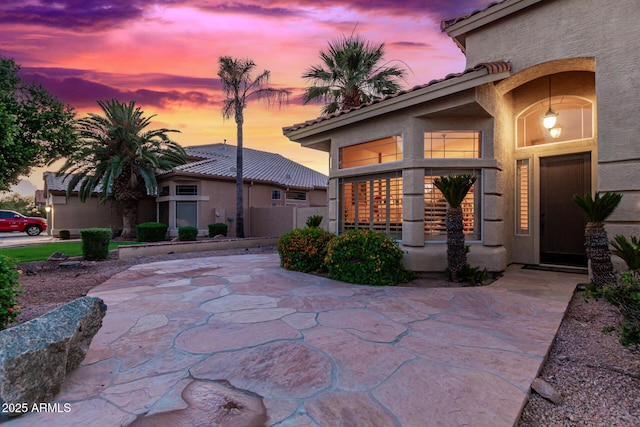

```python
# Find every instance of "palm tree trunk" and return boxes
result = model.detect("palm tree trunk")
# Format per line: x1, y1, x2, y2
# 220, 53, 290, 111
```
235, 115, 245, 238
585, 222, 616, 287
120, 199, 138, 239
342, 87, 361, 110
446, 206, 467, 281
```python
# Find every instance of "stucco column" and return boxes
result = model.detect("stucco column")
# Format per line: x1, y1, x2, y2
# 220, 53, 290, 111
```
402, 168, 425, 247
482, 168, 505, 247
403, 119, 424, 161
327, 178, 339, 234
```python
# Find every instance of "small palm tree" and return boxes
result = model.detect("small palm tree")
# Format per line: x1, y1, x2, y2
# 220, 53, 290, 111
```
573, 192, 623, 287
217, 56, 290, 238
58, 99, 186, 238
434, 174, 477, 281
302, 34, 406, 115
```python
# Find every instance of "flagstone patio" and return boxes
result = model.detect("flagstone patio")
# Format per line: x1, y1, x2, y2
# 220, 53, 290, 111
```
6, 253, 583, 426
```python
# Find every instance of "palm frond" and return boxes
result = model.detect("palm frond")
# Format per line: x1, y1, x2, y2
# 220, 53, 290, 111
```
611, 235, 640, 271
217, 56, 290, 123
573, 192, 623, 223
303, 34, 406, 114
57, 99, 185, 203
433, 174, 477, 209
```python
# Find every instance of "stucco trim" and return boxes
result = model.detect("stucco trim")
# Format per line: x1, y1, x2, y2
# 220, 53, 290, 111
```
495, 58, 595, 95
442, 0, 543, 51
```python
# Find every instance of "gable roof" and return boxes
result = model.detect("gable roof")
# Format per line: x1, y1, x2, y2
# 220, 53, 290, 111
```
283, 61, 511, 138
162, 143, 327, 190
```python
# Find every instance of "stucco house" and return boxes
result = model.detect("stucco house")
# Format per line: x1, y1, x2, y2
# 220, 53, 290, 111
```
283, 0, 639, 272
44, 143, 327, 238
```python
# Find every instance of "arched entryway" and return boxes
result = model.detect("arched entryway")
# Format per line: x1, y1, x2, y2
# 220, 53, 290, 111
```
509, 64, 596, 266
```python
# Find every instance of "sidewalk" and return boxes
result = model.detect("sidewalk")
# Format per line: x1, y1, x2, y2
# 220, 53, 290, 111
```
7, 254, 583, 426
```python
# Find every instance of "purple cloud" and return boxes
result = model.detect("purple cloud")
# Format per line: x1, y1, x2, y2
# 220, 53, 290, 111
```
390, 41, 433, 49
19, 69, 220, 110
197, 2, 304, 18
0, 0, 146, 31
0, 1, 496, 32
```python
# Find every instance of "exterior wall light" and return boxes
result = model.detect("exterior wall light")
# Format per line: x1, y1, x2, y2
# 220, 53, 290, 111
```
542, 75, 558, 130
45, 205, 52, 213
549, 126, 562, 139
542, 108, 558, 130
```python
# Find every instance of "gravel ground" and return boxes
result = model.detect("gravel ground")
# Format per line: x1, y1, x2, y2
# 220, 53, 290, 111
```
12, 248, 640, 425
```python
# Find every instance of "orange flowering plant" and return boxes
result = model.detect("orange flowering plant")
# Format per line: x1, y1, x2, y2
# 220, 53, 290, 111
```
278, 227, 335, 273
0, 255, 21, 330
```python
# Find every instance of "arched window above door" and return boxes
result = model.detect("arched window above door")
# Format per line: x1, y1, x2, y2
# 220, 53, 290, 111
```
516, 96, 593, 148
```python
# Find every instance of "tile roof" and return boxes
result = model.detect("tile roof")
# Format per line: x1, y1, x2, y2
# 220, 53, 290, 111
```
440, 0, 510, 30
45, 144, 327, 194
163, 143, 328, 190
44, 171, 93, 193
283, 61, 511, 134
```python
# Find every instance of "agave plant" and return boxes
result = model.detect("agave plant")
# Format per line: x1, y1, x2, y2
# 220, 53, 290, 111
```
433, 174, 477, 281
573, 192, 623, 287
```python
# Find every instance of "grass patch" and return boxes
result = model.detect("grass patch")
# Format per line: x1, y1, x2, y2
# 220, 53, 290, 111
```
0, 241, 142, 263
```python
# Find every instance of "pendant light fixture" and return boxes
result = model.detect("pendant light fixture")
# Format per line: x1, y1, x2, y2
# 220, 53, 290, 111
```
542, 76, 558, 130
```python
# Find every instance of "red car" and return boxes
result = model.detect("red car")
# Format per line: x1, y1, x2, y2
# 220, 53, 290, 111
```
0, 210, 47, 236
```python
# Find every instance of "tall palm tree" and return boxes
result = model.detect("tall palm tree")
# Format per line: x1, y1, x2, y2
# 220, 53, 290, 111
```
573, 192, 623, 287
58, 99, 186, 238
302, 34, 406, 115
433, 174, 477, 281
217, 56, 290, 238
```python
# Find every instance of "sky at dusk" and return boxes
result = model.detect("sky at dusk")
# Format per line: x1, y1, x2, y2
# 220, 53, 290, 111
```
1, 0, 493, 195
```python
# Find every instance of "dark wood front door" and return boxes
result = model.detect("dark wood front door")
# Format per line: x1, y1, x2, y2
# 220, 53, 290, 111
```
540, 152, 591, 266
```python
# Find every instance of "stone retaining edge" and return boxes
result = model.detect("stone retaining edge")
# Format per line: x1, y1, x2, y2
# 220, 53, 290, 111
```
117, 237, 279, 259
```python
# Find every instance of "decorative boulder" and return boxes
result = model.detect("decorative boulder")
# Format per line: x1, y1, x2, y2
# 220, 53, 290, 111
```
0, 296, 107, 416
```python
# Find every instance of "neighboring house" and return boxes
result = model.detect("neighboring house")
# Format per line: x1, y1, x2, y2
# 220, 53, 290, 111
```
43, 173, 156, 237
283, 0, 640, 272
43, 143, 327, 238
156, 143, 327, 237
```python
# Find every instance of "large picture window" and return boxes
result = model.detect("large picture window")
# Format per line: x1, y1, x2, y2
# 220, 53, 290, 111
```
176, 201, 197, 228
424, 131, 482, 158
517, 96, 593, 148
424, 170, 480, 241
340, 173, 402, 239
339, 135, 402, 169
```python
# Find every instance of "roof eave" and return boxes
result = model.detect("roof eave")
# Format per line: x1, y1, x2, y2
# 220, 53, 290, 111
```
284, 66, 511, 141
443, 0, 543, 49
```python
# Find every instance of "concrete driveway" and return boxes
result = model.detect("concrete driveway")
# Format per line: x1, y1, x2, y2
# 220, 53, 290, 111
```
8, 253, 583, 426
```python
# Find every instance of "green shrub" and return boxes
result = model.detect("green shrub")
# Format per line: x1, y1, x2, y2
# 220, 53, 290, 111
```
178, 226, 198, 241
278, 227, 335, 273
305, 214, 323, 228
59, 229, 71, 240
600, 272, 640, 346
135, 222, 168, 242
80, 228, 112, 261
208, 223, 228, 237
0, 255, 21, 330
611, 235, 640, 271
325, 229, 412, 286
